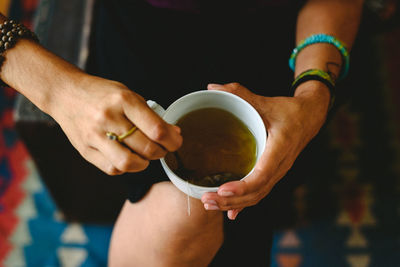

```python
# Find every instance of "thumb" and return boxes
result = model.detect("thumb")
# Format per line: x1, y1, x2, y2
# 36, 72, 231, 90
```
207, 83, 225, 90
227, 208, 243, 220
217, 167, 268, 197
207, 82, 254, 104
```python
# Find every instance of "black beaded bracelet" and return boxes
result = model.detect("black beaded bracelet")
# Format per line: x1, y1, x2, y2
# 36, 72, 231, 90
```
0, 19, 39, 87
291, 69, 336, 111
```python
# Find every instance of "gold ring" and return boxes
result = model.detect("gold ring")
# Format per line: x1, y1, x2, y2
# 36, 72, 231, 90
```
106, 125, 137, 142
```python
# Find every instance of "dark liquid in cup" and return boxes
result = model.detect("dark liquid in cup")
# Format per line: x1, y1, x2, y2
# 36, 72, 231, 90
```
164, 107, 257, 187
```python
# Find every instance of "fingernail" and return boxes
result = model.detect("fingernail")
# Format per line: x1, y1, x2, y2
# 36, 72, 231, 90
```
173, 125, 181, 134
232, 211, 239, 220
228, 210, 238, 220
204, 204, 220, 210
205, 200, 217, 205
218, 190, 234, 197
208, 83, 222, 89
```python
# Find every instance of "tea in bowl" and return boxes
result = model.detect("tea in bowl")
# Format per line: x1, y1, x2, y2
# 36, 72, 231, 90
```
147, 90, 266, 199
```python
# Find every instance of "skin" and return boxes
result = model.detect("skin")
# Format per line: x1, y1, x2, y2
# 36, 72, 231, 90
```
0, 0, 364, 265
108, 182, 224, 267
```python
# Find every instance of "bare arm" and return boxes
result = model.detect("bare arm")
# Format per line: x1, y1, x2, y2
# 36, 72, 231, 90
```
294, 0, 364, 107
0, 13, 85, 115
0, 13, 182, 174
202, 0, 364, 219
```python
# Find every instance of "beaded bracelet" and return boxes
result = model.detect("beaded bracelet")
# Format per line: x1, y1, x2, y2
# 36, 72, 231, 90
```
291, 69, 336, 110
289, 34, 349, 81
0, 19, 39, 87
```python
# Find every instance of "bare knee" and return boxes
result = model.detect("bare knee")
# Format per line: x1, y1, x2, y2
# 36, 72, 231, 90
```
109, 182, 224, 267
153, 182, 223, 233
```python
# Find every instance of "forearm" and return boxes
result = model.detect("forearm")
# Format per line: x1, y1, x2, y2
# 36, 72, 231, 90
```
295, 0, 364, 78
293, 0, 364, 111
0, 13, 87, 116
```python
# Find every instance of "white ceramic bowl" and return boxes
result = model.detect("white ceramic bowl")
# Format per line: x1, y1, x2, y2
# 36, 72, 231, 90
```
147, 90, 266, 199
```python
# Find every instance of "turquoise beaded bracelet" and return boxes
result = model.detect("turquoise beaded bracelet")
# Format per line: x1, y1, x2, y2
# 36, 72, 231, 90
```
291, 69, 336, 110
289, 34, 349, 81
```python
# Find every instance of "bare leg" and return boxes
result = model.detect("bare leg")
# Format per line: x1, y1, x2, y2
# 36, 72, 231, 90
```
108, 181, 224, 267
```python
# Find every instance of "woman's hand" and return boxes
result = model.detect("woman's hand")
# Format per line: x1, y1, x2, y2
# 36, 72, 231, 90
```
49, 75, 183, 175
201, 82, 330, 220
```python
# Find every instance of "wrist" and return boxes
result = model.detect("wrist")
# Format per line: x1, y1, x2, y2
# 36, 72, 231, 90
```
0, 38, 87, 117
42, 62, 88, 119
293, 80, 331, 118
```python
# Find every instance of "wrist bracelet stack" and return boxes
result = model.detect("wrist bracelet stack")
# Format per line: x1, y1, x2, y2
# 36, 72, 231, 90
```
288, 33, 350, 112
291, 69, 336, 111
0, 19, 39, 87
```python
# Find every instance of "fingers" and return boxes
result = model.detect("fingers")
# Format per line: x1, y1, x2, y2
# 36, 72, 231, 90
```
122, 95, 182, 152
208, 82, 253, 101
57, 78, 182, 176
201, 180, 271, 211
95, 134, 150, 173
208, 82, 263, 113
227, 208, 242, 220
104, 118, 168, 160
93, 90, 182, 175
123, 129, 168, 160
81, 147, 123, 176
201, 133, 290, 211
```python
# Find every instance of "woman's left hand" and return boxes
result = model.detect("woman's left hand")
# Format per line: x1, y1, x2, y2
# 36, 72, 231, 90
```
201, 82, 331, 220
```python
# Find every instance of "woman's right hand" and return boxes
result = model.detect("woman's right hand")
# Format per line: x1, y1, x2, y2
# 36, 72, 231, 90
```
48, 75, 183, 175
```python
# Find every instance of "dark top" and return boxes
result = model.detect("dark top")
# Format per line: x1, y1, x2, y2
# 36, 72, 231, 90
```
86, 1, 309, 266
144, 0, 293, 12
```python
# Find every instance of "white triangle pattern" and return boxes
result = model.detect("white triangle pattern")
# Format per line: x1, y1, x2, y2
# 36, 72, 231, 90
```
22, 160, 43, 194
15, 195, 37, 219
10, 221, 32, 246
3, 247, 26, 267
61, 223, 88, 244
57, 247, 88, 267
347, 254, 370, 267
5, 160, 42, 267
347, 227, 367, 248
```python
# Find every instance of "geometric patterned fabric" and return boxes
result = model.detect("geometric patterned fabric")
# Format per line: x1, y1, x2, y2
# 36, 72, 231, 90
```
0, 50, 112, 267
0, 1, 113, 265
270, 25, 400, 266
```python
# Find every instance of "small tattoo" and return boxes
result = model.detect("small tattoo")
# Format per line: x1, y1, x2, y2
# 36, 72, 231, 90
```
326, 62, 340, 82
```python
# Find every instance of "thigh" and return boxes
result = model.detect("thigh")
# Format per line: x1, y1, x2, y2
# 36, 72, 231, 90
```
108, 181, 224, 267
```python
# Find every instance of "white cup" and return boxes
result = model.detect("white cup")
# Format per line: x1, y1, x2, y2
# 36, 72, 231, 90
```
147, 90, 266, 199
